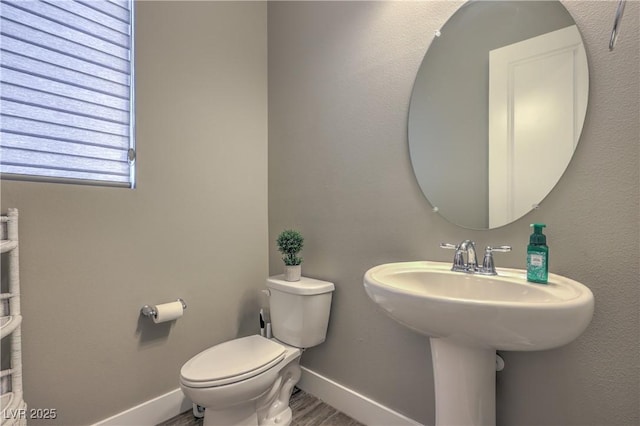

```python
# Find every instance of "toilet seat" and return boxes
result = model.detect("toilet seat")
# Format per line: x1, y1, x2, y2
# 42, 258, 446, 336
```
180, 335, 286, 388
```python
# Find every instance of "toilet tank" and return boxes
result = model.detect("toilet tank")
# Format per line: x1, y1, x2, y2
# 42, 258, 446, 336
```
266, 275, 335, 348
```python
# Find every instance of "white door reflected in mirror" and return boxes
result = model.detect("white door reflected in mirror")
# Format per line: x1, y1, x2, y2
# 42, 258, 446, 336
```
488, 25, 588, 227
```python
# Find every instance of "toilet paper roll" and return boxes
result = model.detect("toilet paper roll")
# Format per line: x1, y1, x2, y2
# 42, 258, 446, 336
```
152, 301, 184, 323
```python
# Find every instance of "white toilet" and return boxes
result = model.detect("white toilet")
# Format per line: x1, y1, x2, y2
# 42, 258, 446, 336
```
180, 275, 335, 426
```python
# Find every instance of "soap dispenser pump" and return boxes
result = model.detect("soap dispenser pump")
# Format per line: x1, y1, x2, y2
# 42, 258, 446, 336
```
527, 223, 548, 284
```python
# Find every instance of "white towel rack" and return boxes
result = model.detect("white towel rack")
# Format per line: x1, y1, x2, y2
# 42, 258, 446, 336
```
1, 209, 27, 425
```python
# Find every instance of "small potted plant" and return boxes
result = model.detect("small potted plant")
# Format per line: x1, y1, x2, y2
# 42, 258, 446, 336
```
276, 229, 304, 281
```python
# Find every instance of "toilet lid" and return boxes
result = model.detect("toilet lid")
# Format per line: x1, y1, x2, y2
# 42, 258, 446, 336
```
180, 335, 286, 387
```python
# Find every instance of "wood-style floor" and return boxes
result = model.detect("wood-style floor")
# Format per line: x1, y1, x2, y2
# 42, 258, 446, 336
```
157, 388, 364, 426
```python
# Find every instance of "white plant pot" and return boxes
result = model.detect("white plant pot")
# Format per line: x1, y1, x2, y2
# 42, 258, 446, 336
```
284, 265, 301, 282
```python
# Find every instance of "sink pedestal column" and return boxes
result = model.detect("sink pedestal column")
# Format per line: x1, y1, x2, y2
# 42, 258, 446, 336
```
430, 338, 496, 426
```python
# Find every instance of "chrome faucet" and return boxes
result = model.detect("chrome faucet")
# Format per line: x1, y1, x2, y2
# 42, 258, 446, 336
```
458, 240, 478, 271
441, 240, 511, 275
440, 240, 477, 272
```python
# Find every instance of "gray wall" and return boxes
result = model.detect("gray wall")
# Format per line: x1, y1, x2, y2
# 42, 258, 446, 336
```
268, 1, 639, 425
0, 1, 268, 424
1, 1, 637, 425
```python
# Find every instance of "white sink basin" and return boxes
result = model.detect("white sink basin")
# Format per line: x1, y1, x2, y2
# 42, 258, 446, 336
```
364, 261, 593, 350
363, 261, 594, 425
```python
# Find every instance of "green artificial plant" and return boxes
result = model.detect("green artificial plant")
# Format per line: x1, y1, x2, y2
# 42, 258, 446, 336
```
276, 229, 304, 266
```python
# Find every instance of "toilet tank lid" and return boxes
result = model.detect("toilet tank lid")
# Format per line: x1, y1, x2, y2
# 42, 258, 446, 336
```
266, 275, 335, 295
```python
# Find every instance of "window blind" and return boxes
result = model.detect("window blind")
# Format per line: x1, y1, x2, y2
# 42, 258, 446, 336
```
0, 0, 135, 187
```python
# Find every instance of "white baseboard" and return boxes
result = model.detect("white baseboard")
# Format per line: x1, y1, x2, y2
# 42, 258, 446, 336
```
93, 368, 423, 426
92, 388, 191, 426
297, 366, 424, 426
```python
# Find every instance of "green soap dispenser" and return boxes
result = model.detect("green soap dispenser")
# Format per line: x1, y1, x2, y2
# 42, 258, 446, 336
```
527, 223, 548, 284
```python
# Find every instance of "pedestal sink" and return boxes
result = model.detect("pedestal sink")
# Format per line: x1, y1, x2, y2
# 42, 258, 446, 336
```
363, 261, 594, 426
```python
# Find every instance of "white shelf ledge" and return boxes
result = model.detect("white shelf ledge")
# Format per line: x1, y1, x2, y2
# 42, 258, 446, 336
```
0, 315, 22, 339
0, 240, 18, 253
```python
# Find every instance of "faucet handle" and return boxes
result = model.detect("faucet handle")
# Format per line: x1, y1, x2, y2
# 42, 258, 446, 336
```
440, 242, 465, 271
488, 245, 512, 253
480, 245, 512, 275
439, 242, 458, 250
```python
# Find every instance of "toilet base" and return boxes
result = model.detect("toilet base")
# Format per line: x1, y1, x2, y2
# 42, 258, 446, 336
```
255, 357, 300, 426
201, 397, 293, 426
261, 407, 292, 426
203, 404, 258, 426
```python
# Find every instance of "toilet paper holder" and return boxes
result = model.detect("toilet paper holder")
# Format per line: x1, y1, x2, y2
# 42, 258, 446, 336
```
141, 298, 187, 319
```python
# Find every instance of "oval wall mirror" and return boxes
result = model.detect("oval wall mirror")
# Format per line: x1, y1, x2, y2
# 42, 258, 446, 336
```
408, 0, 589, 230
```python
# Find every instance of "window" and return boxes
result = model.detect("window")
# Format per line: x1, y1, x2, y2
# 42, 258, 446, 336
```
0, 0, 135, 188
